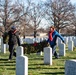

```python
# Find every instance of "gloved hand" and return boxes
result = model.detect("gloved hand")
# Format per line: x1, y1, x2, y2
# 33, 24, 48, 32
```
62, 40, 65, 44
47, 42, 50, 46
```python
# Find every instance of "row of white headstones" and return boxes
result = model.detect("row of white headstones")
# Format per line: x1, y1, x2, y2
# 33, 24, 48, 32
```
0, 36, 76, 75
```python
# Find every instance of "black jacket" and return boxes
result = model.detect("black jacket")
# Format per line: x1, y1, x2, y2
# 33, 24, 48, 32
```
8, 30, 21, 45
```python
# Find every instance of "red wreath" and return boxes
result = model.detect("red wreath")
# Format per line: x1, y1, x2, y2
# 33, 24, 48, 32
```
33, 42, 38, 47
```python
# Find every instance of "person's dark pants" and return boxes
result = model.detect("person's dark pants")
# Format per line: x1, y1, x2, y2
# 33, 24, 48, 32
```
9, 44, 16, 60
51, 45, 58, 58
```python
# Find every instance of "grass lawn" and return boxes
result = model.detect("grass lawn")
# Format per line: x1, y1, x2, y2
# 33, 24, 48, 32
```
0, 47, 76, 75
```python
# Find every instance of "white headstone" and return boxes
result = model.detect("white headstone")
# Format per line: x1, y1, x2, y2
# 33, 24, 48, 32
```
68, 37, 72, 41
37, 51, 43, 55
16, 56, 28, 75
0, 38, 1, 45
16, 46, 28, 75
65, 60, 76, 75
58, 38, 62, 46
16, 46, 24, 56
1, 38, 6, 53
44, 47, 52, 65
68, 40, 73, 51
73, 38, 76, 47
20, 37, 23, 44
64, 37, 68, 44
40, 38, 44, 42
59, 43, 65, 56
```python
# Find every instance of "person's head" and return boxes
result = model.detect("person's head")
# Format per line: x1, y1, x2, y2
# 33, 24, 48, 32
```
11, 26, 16, 31
50, 26, 55, 32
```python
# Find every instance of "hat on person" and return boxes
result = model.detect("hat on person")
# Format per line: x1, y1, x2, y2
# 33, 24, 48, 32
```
11, 26, 16, 30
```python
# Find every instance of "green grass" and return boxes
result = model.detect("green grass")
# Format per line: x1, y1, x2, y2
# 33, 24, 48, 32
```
0, 47, 76, 75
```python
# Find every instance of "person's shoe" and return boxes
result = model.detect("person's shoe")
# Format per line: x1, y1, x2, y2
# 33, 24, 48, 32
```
8, 59, 12, 61
55, 55, 59, 59
8, 59, 10, 61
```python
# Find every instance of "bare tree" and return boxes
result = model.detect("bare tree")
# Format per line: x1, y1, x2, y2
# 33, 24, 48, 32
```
71, 14, 76, 35
45, 0, 75, 32
0, 0, 27, 34
28, 3, 44, 38
17, 0, 32, 37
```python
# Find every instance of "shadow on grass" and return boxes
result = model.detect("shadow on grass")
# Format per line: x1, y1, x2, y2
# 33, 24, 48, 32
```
29, 63, 44, 66
29, 67, 64, 70
0, 58, 8, 61
0, 58, 15, 62
0, 64, 15, 66
6, 67, 15, 70
41, 71, 64, 75
29, 57, 43, 60
29, 63, 64, 70
0, 58, 15, 66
